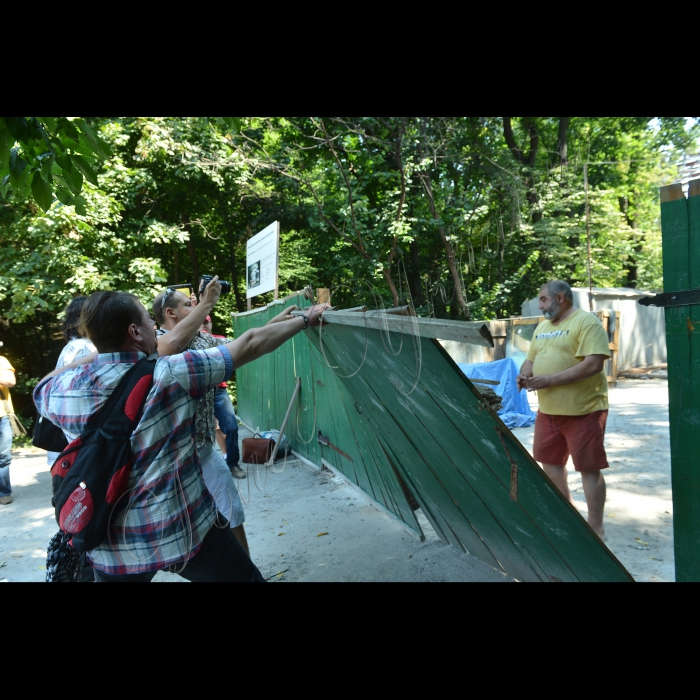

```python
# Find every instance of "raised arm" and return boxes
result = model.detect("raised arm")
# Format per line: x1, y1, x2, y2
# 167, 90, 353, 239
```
157, 277, 222, 357
225, 304, 330, 370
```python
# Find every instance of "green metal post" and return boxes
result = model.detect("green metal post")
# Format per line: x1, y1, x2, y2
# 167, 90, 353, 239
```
660, 181, 700, 581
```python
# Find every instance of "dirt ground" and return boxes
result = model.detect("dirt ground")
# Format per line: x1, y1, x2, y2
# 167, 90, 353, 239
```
0, 377, 672, 583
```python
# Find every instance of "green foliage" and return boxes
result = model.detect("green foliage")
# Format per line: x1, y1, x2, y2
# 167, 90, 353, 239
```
0, 115, 697, 424
0, 117, 113, 214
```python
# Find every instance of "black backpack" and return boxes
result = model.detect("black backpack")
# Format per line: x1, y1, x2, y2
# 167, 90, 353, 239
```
50, 354, 157, 552
33, 412, 69, 452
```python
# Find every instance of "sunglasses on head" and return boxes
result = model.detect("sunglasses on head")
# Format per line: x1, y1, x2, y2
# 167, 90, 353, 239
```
160, 287, 175, 314
160, 284, 193, 315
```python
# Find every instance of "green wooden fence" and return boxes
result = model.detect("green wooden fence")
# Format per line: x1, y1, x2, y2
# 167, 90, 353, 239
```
659, 181, 700, 582
233, 296, 633, 582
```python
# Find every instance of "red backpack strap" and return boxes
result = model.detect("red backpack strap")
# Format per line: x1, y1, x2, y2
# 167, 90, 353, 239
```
96, 354, 157, 434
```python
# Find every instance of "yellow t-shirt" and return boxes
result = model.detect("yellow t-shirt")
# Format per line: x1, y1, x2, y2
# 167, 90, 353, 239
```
0, 356, 15, 418
525, 310, 610, 416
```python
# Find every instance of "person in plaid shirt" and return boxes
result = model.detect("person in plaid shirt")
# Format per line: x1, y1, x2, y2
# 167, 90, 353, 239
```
34, 280, 328, 582
153, 287, 253, 557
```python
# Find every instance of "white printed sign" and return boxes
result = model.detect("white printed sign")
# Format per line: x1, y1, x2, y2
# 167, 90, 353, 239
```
246, 221, 280, 299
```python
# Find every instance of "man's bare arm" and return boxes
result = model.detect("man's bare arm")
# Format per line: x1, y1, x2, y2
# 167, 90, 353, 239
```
523, 355, 607, 391
0, 367, 16, 388
157, 277, 222, 357
516, 360, 533, 391
35, 352, 99, 386
265, 305, 298, 326
225, 304, 330, 370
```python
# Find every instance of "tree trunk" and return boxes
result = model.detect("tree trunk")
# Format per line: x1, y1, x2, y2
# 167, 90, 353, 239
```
410, 237, 424, 307
382, 267, 400, 308
619, 196, 640, 288
503, 117, 541, 224
420, 173, 470, 320
230, 236, 245, 312
557, 117, 570, 165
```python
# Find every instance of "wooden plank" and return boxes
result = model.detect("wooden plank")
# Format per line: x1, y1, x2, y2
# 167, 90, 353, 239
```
294, 303, 324, 468
263, 309, 275, 430
317, 325, 455, 537
365, 306, 412, 317
311, 334, 422, 535
289, 331, 315, 463
314, 339, 390, 510
309, 310, 494, 347
660, 183, 685, 203
664, 185, 700, 580
273, 307, 289, 438
339, 391, 420, 530
485, 319, 508, 361
353, 376, 507, 570
662, 190, 690, 292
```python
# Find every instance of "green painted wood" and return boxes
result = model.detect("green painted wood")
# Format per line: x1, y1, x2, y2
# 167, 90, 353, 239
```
662, 197, 690, 293
303, 327, 421, 531
421, 342, 620, 582
232, 300, 632, 580
319, 327, 538, 573
310, 323, 632, 582
232, 299, 423, 538
319, 326, 564, 580
338, 389, 420, 530
663, 190, 700, 581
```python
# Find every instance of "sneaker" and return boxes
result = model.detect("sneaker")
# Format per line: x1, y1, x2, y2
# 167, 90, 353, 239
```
0, 495, 13, 505
230, 465, 246, 480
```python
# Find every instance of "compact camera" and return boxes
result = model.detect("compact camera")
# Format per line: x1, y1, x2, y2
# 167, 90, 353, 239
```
200, 275, 231, 296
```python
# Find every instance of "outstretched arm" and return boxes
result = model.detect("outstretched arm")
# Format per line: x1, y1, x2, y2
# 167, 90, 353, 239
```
225, 304, 330, 370
158, 277, 222, 357
265, 305, 299, 326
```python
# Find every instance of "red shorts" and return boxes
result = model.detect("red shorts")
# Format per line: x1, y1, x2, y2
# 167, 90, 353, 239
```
533, 410, 609, 472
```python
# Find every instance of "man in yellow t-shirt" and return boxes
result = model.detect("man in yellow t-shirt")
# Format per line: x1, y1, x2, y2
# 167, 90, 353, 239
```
516, 280, 611, 538
0, 354, 17, 505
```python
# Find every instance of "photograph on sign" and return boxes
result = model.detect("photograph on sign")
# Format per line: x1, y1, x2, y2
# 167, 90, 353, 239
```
248, 261, 260, 289
246, 221, 279, 299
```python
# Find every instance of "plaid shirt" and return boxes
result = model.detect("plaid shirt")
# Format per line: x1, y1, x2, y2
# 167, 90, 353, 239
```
156, 330, 231, 449
34, 347, 233, 575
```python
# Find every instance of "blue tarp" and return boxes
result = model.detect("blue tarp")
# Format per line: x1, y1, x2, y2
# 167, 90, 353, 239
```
457, 357, 537, 429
